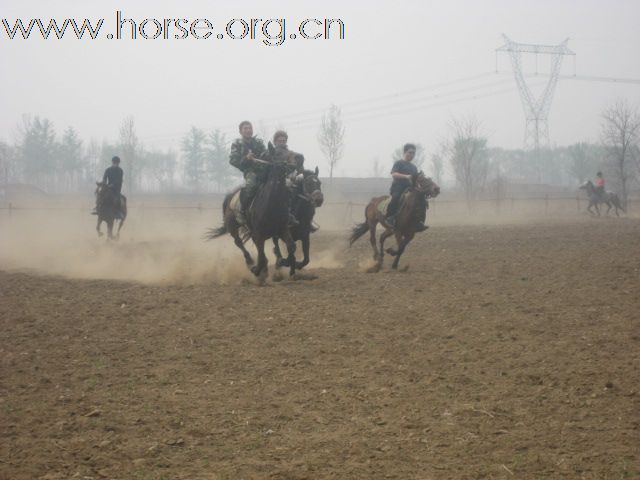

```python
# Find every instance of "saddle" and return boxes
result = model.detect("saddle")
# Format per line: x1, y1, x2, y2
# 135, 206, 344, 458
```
377, 191, 409, 216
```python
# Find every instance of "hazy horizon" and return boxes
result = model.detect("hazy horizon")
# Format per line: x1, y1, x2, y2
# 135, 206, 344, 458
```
2, 0, 640, 178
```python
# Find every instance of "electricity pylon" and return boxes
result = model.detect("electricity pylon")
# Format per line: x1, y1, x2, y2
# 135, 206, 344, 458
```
496, 34, 575, 152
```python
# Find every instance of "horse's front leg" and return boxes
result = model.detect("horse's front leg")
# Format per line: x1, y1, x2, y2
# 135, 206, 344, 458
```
296, 232, 310, 270
281, 230, 297, 277
96, 217, 104, 237
272, 237, 287, 267
391, 232, 414, 270
107, 219, 115, 240
251, 237, 268, 279
115, 218, 125, 240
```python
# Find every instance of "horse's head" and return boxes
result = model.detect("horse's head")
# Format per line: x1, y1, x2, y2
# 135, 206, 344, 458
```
266, 160, 288, 183
579, 180, 592, 190
414, 172, 440, 199
301, 166, 324, 207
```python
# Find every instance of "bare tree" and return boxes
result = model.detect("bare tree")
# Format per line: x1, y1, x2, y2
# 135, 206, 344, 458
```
371, 156, 384, 178
430, 151, 444, 186
445, 115, 489, 209
601, 99, 640, 209
119, 115, 139, 194
317, 104, 345, 180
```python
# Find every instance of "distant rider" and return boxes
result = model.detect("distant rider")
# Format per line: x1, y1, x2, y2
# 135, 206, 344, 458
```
93, 156, 124, 217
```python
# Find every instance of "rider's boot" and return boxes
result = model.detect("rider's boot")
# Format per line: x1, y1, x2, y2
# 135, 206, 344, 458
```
415, 221, 429, 232
237, 189, 249, 225
386, 214, 397, 227
287, 197, 299, 227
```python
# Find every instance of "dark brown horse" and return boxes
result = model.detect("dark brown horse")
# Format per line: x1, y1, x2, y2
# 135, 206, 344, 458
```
272, 167, 324, 270
349, 172, 440, 272
95, 182, 126, 240
579, 180, 625, 216
206, 161, 297, 280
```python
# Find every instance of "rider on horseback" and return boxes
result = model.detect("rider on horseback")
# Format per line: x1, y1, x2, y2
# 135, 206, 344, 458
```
229, 121, 268, 226
93, 156, 124, 218
270, 130, 303, 227
386, 143, 427, 232
595, 171, 606, 200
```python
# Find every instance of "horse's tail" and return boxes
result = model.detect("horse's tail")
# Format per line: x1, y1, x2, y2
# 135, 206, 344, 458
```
205, 225, 227, 240
614, 195, 626, 213
349, 221, 369, 246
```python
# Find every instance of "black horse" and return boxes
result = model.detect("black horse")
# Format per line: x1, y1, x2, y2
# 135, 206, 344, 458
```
95, 182, 126, 240
272, 167, 324, 270
207, 161, 297, 280
579, 180, 625, 217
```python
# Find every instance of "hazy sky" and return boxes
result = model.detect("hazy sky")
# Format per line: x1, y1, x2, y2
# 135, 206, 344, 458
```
2, 0, 640, 177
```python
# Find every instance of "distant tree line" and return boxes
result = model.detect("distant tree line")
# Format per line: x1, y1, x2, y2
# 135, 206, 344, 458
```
0, 115, 241, 194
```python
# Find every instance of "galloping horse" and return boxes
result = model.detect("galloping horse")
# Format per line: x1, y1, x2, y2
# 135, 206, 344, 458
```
272, 167, 324, 270
207, 160, 297, 280
579, 180, 625, 217
95, 182, 126, 240
349, 172, 440, 272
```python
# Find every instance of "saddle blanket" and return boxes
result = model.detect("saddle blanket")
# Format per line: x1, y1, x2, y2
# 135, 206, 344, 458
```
377, 196, 391, 216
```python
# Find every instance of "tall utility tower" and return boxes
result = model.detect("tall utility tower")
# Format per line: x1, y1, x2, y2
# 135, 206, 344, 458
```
496, 34, 575, 152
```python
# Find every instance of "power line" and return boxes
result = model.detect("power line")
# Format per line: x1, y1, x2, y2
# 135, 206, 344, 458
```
141, 72, 498, 142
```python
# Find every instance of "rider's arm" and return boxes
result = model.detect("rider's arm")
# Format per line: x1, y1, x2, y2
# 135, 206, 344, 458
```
229, 141, 248, 171
252, 138, 267, 160
391, 172, 412, 180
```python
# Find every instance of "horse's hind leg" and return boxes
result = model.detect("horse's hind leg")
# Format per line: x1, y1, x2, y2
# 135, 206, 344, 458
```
369, 220, 378, 260
233, 231, 254, 266
369, 229, 393, 273
96, 218, 104, 237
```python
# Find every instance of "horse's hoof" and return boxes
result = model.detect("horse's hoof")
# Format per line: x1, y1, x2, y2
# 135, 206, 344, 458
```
251, 266, 260, 276
97, 232, 104, 237
366, 264, 381, 274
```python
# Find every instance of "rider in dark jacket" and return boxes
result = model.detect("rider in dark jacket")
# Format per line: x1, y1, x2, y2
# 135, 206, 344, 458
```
93, 156, 124, 217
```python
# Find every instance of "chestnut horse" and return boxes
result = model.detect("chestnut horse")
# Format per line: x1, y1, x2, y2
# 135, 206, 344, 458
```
349, 172, 440, 272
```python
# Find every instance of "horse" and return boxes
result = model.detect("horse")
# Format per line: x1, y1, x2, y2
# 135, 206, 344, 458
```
579, 180, 625, 217
349, 172, 440, 272
206, 160, 297, 280
95, 182, 126, 240
272, 167, 324, 270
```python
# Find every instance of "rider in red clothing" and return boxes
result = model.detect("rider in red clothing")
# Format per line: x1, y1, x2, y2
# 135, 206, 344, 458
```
595, 171, 605, 199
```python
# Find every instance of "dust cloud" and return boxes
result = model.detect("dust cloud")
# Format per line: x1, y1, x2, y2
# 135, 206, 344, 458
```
0, 206, 346, 285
